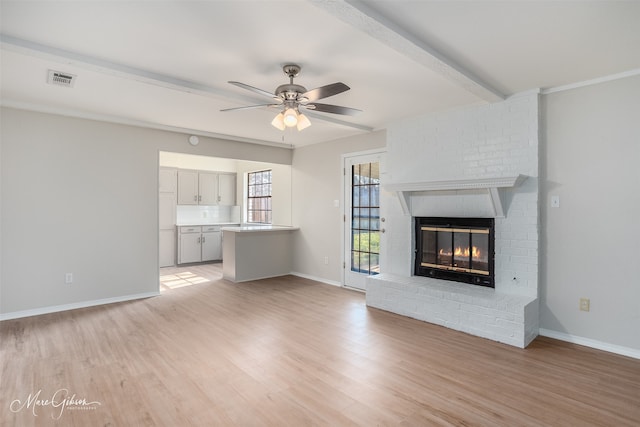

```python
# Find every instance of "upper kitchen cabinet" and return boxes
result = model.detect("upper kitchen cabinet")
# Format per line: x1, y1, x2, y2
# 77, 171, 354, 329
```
177, 170, 236, 206
198, 172, 219, 205
177, 170, 199, 204
218, 173, 236, 206
159, 167, 177, 193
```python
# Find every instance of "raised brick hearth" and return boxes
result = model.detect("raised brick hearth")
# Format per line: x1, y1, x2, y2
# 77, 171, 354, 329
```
367, 274, 538, 347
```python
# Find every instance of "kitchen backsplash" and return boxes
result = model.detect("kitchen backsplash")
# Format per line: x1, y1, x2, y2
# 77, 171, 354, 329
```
177, 205, 241, 224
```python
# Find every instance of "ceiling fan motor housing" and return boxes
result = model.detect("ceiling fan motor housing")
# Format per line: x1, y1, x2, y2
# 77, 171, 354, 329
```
275, 84, 307, 101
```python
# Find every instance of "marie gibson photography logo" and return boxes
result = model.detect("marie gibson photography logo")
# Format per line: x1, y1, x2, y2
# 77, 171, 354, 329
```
9, 388, 101, 420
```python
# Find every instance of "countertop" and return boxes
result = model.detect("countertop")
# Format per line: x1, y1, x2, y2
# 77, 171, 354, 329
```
176, 222, 241, 227
221, 225, 299, 233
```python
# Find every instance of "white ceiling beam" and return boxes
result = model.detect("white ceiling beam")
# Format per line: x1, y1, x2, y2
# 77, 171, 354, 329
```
0, 34, 251, 102
309, 0, 505, 103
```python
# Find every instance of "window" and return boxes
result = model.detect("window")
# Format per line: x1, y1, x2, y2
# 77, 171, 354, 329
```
247, 170, 272, 224
351, 162, 380, 275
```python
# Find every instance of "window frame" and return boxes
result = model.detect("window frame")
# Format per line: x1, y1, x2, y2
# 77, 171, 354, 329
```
246, 169, 273, 224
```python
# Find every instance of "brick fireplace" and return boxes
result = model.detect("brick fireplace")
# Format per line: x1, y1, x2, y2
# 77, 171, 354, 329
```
366, 92, 540, 348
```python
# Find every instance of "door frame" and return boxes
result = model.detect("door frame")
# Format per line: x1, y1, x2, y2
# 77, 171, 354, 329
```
341, 149, 386, 290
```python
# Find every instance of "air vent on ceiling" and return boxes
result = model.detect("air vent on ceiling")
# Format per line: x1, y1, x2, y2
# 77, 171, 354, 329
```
47, 70, 76, 88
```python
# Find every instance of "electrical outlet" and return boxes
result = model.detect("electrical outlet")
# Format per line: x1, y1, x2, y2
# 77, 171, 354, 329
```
324, 256, 329, 265
65, 273, 73, 284
579, 298, 590, 312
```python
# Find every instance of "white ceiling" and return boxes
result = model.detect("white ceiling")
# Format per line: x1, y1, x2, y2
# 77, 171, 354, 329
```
1, 1, 639, 148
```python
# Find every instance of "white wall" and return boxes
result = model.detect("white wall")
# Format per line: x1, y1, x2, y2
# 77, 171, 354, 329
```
291, 131, 386, 284
540, 75, 640, 351
0, 107, 291, 317
159, 151, 238, 172
235, 161, 292, 226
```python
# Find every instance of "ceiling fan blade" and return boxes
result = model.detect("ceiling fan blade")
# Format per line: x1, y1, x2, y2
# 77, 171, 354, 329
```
220, 104, 280, 112
228, 81, 278, 99
302, 82, 350, 102
304, 102, 361, 116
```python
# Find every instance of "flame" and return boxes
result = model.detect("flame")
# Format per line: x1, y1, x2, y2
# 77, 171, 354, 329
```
439, 246, 481, 259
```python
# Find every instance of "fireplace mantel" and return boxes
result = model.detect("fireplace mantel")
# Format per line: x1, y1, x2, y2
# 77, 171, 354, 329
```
385, 175, 527, 217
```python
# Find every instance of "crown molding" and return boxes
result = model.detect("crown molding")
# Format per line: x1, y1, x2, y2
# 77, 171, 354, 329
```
1, 99, 294, 150
541, 68, 640, 95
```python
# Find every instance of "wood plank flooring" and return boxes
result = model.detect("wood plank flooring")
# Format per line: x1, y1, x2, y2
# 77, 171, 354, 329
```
1, 265, 639, 426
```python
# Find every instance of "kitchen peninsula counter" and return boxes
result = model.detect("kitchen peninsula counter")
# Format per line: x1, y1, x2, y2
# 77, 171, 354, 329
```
222, 225, 299, 282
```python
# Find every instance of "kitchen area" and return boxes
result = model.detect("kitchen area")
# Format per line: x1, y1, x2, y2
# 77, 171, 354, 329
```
158, 151, 297, 285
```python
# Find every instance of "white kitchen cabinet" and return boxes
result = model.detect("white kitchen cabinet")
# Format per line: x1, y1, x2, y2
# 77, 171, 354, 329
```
178, 226, 203, 264
198, 172, 219, 205
178, 225, 222, 264
218, 173, 236, 206
159, 229, 176, 267
177, 170, 199, 205
159, 168, 178, 193
177, 169, 236, 206
159, 167, 177, 267
202, 226, 222, 261
159, 192, 177, 229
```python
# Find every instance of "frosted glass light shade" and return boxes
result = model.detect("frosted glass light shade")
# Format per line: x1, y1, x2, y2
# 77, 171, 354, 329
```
283, 108, 298, 127
297, 113, 311, 130
271, 112, 285, 130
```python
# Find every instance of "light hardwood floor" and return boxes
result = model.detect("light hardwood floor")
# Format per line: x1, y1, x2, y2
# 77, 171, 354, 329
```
1, 265, 639, 426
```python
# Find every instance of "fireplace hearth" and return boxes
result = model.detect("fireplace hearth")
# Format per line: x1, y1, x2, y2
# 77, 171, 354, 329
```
415, 217, 495, 288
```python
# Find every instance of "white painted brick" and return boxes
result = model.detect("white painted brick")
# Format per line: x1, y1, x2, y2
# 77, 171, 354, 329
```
383, 93, 539, 347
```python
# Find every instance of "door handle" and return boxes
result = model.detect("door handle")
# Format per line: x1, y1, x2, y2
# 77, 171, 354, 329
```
381, 228, 386, 233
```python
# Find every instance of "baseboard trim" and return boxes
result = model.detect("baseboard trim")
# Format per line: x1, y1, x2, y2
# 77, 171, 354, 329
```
539, 328, 640, 360
290, 271, 342, 288
0, 291, 161, 321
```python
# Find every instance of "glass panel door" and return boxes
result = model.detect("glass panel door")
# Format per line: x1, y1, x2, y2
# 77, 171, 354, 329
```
351, 162, 380, 275
344, 152, 384, 291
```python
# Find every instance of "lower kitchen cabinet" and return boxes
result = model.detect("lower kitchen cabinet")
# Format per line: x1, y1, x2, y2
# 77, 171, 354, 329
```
178, 226, 222, 264
159, 228, 176, 267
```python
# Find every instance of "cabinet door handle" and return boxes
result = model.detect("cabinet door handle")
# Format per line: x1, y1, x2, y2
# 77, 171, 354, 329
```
198, 195, 202, 202
218, 195, 221, 202
202, 236, 205, 243
194, 195, 197, 202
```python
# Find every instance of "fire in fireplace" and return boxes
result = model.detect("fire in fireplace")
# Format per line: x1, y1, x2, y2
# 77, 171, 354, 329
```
414, 217, 495, 288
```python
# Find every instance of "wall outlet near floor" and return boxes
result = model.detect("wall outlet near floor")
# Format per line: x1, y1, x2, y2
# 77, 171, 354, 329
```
579, 298, 590, 312
65, 273, 73, 284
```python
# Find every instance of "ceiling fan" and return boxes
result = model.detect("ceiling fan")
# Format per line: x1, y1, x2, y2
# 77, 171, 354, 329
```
221, 64, 361, 131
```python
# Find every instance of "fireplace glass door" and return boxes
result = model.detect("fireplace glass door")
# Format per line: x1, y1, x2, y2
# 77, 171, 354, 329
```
415, 218, 494, 287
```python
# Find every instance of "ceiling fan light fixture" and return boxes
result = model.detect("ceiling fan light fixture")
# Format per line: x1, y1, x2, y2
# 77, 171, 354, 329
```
283, 108, 298, 127
271, 112, 285, 130
297, 113, 311, 131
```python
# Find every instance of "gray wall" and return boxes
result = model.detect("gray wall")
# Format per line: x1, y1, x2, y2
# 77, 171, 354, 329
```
0, 107, 291, 316
291, 131, 386, 284
3, 73, 639, 354
540, 75, 640, 350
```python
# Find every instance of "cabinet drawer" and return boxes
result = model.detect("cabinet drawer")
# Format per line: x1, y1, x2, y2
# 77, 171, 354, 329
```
202, 226, 221, 232
179, 226, 201, 233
